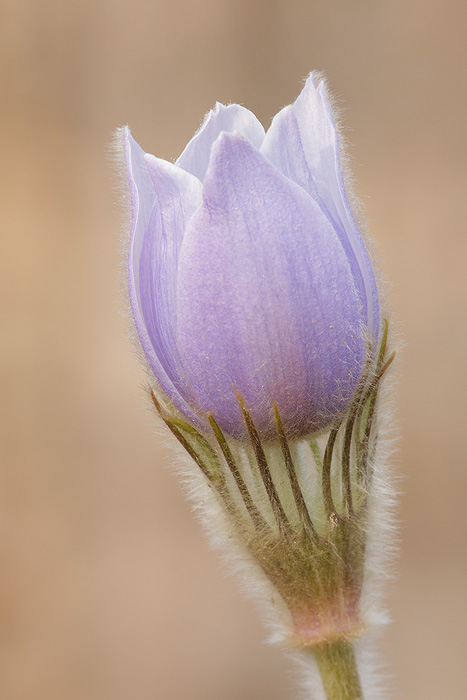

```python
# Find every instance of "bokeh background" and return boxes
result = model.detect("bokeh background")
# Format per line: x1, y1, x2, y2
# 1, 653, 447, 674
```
1, 0, 466, 698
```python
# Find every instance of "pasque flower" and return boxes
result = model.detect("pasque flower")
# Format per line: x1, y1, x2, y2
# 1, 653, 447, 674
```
120, 73, 396, 700
123, 73, 379, 440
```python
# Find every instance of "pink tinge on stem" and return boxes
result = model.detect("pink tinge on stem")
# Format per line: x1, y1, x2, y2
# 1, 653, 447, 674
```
288, 592, 363, 648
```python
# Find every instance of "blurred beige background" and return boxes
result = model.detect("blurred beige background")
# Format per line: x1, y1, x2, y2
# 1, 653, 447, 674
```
1, 0, 466, 698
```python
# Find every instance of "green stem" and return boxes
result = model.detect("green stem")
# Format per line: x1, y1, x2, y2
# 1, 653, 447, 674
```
313, 641, 363, 700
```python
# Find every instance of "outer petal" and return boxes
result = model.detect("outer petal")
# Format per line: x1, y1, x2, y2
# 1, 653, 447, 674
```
176, 133, 366, 438
261, 74, 379, 341
176, 103, 265, 181
124, 127, 202, 419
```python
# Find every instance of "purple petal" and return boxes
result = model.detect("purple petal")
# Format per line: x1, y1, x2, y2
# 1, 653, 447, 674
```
124, 127, 201, 419
176, 103, 265, 181
260, 105, 324, 208
261, 74, 379, 341
176, 133, 366, 438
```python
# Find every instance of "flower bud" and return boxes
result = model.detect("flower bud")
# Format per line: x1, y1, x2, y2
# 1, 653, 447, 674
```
122, 72, 379, 440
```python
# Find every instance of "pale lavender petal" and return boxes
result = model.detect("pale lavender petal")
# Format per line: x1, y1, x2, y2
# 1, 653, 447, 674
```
261, 74, 379, 340
124, 127, 201, 419
261, 105, 324, 206
143, 153, 202, 361
176, 133, 366, 438
176, 103, 265, 181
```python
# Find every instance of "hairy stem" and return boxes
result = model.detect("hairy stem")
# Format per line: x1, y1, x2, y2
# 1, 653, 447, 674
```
312, 641, 363, 700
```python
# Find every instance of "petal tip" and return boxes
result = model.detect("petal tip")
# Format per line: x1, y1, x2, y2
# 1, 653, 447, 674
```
204, 131, 255, 183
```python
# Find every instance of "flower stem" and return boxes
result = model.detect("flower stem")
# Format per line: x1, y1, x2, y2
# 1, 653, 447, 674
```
312, 641, 363, 700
